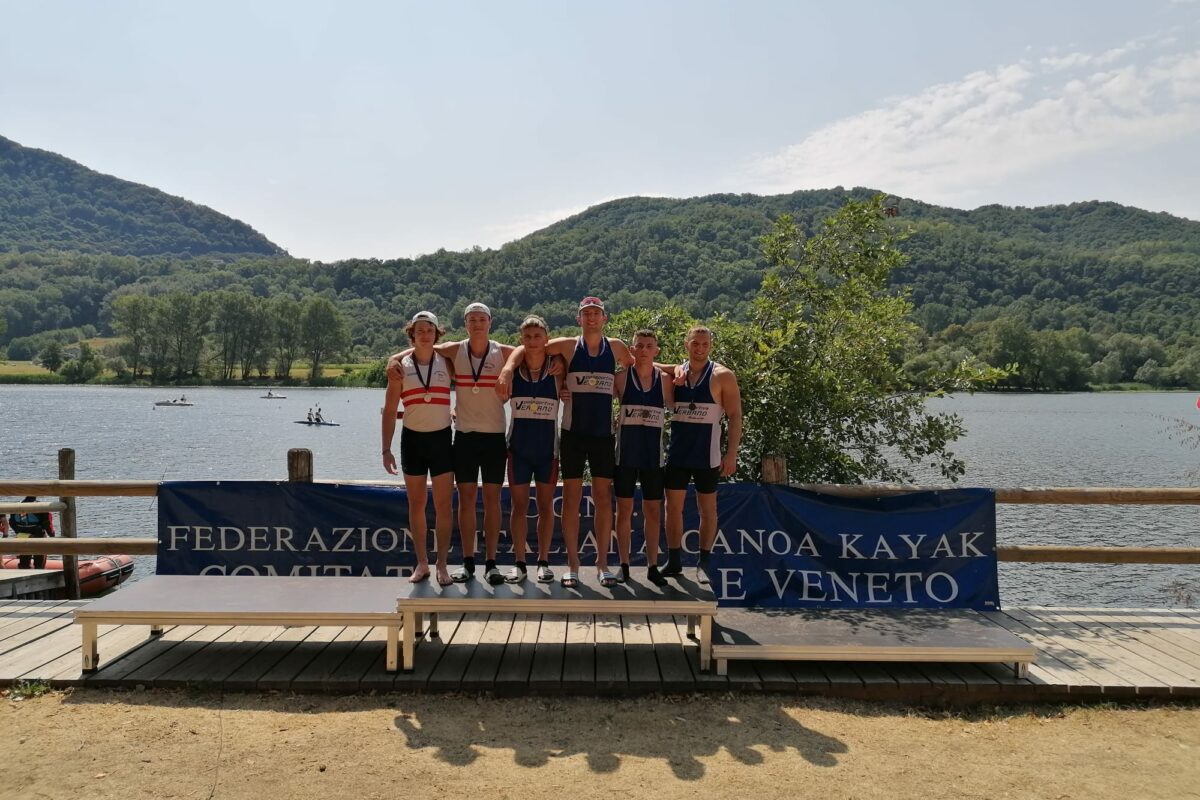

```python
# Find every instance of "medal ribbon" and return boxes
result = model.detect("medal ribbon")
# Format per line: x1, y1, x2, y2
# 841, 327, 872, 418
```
414, 355, 434, 400
467, 343, 487, 388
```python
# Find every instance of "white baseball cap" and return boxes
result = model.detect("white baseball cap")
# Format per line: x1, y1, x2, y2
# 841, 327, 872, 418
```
463, 302, 492, 318
410, 311, 439, 326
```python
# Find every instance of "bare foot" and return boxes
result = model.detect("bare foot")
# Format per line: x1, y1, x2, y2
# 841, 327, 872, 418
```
436, 565, 453, 586
410, 565, 430, 583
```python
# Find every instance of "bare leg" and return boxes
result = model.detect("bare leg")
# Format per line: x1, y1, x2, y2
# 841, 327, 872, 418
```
509, 483, 530, 562
482, 482, 502, 560
561, 478, 583, 574
615, 496, 634, 567
665, 488, 686, 549
432, 472, 455, 584
697, 491, 718, 551
457, 481, 478, 560
643, 499, 663, 564
534, 481, 556, 562
592, 477, 614, 577
403, 473, 431, 582
696, 490, 718, 584
662, 487, 687, 576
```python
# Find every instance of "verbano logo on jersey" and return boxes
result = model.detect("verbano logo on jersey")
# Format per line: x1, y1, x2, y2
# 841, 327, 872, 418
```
573, 374, 613, 389
623, 408, 664, 423
673, 406, 711, 422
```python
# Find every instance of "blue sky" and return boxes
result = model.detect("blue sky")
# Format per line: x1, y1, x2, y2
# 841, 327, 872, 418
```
2, 1, 1197, 261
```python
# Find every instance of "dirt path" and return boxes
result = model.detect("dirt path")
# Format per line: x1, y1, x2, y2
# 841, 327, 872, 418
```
3, 690, 1198, 800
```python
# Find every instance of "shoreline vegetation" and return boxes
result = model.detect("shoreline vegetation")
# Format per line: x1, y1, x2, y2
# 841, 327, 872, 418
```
6, 196, 1198, 484
0, 363, 1191, 394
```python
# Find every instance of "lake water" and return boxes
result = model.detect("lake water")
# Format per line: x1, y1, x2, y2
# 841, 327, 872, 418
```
1, 386, 1197, 607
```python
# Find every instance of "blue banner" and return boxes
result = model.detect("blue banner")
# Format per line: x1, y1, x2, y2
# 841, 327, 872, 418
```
157, 481, 998, 609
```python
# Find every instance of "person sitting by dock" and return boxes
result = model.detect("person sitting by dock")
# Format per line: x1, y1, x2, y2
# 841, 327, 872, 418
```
10, 496, 55, 570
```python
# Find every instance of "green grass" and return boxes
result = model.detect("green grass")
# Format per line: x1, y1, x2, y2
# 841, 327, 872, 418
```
0, 360, 53, 376
6, 680, 52, 700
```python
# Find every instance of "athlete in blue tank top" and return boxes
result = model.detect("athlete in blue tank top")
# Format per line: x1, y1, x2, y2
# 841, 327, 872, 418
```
613, 329, 674, 586
663, 325, 743, 586
505, 316, 562, 585
496, 296, 634, 589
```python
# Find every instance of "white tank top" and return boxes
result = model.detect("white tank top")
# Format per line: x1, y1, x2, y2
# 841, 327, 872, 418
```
400, 352, 452, 432
451, 340, 506, 433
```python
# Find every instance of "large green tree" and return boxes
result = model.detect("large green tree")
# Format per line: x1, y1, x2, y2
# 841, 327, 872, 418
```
109, 293, 155, 378
738, 196, 1000, 483
299, 296, 351, 381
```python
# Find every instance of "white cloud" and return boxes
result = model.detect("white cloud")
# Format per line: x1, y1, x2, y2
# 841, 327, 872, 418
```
748, 34, 1200, 208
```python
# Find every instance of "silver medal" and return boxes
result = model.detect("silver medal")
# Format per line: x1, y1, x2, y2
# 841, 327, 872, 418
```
471, 387, 480, 395
424, 392, 431, 403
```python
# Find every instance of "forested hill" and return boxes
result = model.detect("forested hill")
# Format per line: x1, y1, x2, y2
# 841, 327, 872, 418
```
0, 135, 283, 257
4, 166, 1200, 388
471, 189, 1200, 337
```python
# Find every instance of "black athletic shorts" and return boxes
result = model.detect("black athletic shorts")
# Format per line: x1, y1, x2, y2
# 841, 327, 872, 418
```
559, 430, 616, 481
664, 464, 720, 494
453, 431, 507, 484
614, 465, 665, 500
400, 426, 454, 477
508, 452, 558, 486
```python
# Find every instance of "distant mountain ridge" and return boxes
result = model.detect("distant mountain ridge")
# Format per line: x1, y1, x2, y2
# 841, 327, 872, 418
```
0, 135, 283, 257
2, 138, 1199, 387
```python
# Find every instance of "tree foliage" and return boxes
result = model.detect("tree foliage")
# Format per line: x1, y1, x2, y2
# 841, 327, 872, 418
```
738, 197, 1000, 483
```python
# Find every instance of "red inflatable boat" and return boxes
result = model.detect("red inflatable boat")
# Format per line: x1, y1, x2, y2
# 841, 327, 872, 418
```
1, 554, 135, 597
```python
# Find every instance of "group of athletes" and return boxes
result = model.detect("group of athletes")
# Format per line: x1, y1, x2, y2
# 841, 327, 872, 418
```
380, 296, 742, 590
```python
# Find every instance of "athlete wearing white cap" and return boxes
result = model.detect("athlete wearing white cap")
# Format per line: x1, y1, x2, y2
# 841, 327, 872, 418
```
382, 311, 455, 585
387, 302, 523, 585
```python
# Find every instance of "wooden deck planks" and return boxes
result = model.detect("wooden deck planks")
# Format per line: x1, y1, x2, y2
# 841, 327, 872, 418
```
560, 615, 596, 692
1012, 607, 1181, 693
462, 614, 516, 691
622, 614, 660, 692
1, 604, 1197, 700
495, 614, 541, 694
593, 615, 627, 692
430, 612, 489, 691
647, 615, 698, 692
529, 613, 568, 692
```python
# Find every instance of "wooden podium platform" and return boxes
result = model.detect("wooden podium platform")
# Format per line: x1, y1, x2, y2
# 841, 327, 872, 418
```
397, 571, 717, 671
712, 608, 1036, 677
75, 576, 405, 672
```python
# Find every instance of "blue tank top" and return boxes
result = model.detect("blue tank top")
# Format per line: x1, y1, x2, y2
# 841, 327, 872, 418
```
508, 365, 560, 463
561, 336, 616, 438
617, 369, 666, 469
668, 361, 724, 469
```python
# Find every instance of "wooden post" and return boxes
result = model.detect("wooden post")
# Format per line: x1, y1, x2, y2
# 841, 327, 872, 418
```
58, 448, 81, 600
761, 454, 788, 485
288, 448, 313, 482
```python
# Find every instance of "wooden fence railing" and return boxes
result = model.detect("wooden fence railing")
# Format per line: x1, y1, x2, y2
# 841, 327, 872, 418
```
2, 449, 1198, 598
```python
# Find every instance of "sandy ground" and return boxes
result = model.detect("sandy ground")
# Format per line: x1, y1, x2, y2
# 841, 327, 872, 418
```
2, 689, 1197, 800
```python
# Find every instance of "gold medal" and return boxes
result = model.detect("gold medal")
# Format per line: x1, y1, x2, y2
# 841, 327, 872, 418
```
424, 392, 431, 403
587, 377, 598, 387
471, 387, 480, 395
